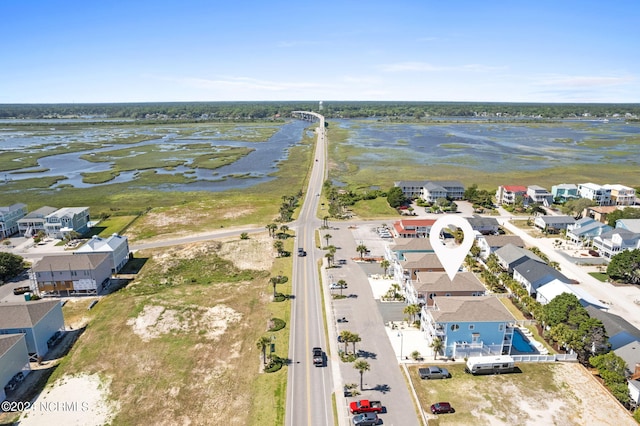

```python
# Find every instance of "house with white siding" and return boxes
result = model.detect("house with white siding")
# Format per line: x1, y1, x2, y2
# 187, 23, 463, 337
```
75, 234, 130, 273
17, 206, 58, 237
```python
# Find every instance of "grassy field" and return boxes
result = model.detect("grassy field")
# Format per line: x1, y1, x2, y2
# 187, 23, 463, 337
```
52, 235, 286, 425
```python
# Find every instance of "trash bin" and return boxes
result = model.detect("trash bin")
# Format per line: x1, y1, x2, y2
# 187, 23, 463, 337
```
24, 292, 31, 301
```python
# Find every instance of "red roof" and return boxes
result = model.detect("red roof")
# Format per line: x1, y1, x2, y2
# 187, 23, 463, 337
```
503, 185, 527, 193
398, 219, 436, 228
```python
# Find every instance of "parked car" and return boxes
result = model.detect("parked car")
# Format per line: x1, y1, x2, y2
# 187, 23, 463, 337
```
13, 286, 31, 295
352, 412, 379, 425
349, 399, 383, 414
431, 402, 455, 414
588, 249, 599, 257
419, 366, 451, 379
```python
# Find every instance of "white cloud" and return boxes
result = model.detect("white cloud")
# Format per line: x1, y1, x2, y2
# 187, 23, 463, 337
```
535, 74, 635, 88
378, 61, 505, 73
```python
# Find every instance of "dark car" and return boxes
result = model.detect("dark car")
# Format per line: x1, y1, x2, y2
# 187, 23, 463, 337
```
588, 249, 600, 257
431, 402, 455, 414
352, 412, 379, 425
298, 248, 306, 257
313, 347, 324, 367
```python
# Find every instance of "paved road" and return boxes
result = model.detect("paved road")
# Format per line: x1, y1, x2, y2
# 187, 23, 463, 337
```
325, 223, 421, 426
285, 116, 335, 426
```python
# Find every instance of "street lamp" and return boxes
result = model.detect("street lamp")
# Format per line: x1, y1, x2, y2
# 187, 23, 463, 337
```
397, 331, 404, 360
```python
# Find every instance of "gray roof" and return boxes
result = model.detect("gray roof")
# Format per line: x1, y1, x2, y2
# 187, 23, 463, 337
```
414, 272, 486, 292
0, 300, 62, 329
21, 206, 58, 219
537, 215, 576, 225
597, 228, 640, 243
613, 340, 640, 376
465, 216, 499, 228
33, 253, 110, 272
482, 235, 525, 248
494, 244, 544, 265
617, 219, 640, 233
431, 296, 515, 323
76, 233, 128, 254
584, 306, 640, 344
513, 259, 572, 288
390, 238, 433, 252
0, 334, 25, 357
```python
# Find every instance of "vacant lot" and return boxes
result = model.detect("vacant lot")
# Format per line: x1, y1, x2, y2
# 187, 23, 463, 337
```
409, 362, 635, 425
21, 234, 288, 426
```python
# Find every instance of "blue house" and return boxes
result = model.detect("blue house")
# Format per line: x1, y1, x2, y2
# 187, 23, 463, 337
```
0, 300, 64, 360
421, 296, 516, 358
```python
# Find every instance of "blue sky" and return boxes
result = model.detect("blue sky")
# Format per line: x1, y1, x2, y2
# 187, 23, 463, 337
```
1, 1, 638, 103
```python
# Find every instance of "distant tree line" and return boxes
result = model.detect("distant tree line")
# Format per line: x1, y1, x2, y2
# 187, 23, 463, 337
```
1, 101, 639, 121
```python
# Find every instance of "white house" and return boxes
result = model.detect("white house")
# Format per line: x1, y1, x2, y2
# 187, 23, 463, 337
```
577, 183, 611, 206
592, 229, 640, 260
17, 206, 58, 237
527, 185, 553, 206
75, 234, 130, 273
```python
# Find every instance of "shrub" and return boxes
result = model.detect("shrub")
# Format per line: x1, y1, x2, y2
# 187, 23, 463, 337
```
269, 317, 286, 332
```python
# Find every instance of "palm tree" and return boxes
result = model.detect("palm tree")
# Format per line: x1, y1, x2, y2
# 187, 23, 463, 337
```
354, 360, 370, 390
273, 240, 284, 257
356, 244, 368, 259
430, 337, 444, 360
380, 259, 390, 276
349, 333, 362, 355
269, 275, 287, 297
266, 223, 277, 238
279, 225, 289, 239
403, 304, 420, 324
339, 330, 353, 353
325, 252, 335, 268
323, 233, 332, 247
256, 336, 271, 365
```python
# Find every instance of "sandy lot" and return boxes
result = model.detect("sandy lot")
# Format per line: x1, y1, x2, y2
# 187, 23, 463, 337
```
19, 374, 119, 426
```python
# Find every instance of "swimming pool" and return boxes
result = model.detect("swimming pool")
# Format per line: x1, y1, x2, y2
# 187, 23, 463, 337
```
511, 329, 535, 353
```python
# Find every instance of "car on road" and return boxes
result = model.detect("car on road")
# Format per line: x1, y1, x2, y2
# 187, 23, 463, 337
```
431, 402, 454, 414
313, 347, 324, 367
419, 366, 451, 379
297, 247, 306, 257
352, 412, 379, 425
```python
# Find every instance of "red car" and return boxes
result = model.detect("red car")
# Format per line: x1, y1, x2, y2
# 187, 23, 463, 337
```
431, 402, 455, 414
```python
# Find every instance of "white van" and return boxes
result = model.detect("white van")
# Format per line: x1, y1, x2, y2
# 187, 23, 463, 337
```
465, 355, 515, 375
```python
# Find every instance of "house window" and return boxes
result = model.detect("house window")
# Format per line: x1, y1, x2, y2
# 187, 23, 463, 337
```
469, 324, 475, 330
445, 293, 451, 297
498, 324, 504, 331
450, 324, 459, 331
429, 293, 435, 299
471, 333, 480, 343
